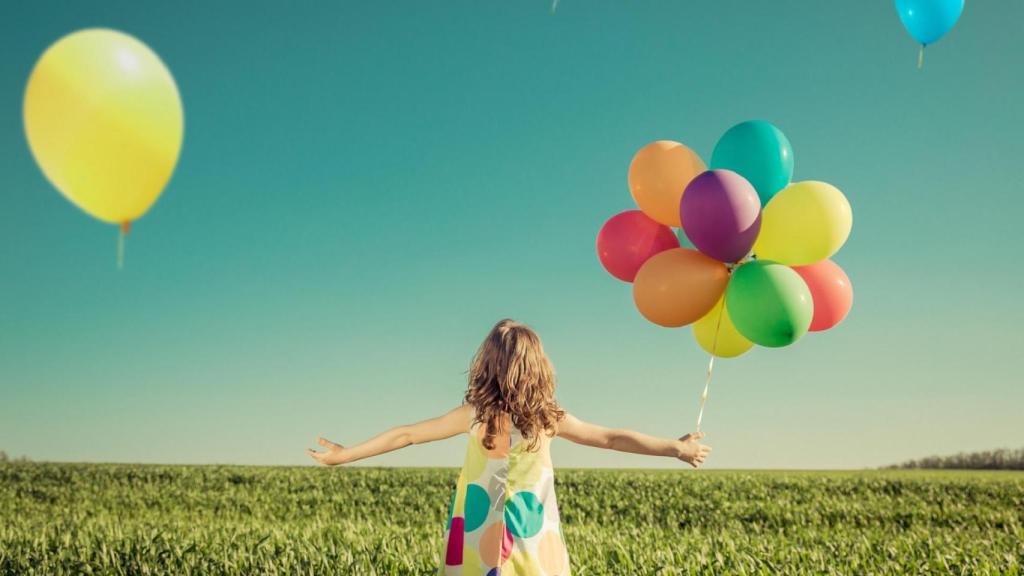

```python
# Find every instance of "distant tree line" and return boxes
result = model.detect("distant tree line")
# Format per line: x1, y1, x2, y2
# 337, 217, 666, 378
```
0, 450, 32, 463
888, 447, 1024, 470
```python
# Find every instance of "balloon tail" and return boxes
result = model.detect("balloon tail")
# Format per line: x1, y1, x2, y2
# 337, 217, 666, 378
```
918, 44, 924, 69
117, 221, 131, 270
695, 304, 725, 432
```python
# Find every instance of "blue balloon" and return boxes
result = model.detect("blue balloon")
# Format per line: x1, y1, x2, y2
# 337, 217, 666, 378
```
895, 0, 963, 46
710, 120, 793, 206
675, 227, 694, 250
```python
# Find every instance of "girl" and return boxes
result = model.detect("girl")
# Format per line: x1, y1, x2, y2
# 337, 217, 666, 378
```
307, 319, 711, 575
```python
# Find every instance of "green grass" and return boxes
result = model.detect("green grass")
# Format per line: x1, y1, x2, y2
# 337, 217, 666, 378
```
2, 464, 1022, 575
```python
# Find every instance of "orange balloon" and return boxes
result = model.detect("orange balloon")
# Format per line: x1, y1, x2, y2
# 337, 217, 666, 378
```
633, 248, 729, 327
628, 140, 706, 227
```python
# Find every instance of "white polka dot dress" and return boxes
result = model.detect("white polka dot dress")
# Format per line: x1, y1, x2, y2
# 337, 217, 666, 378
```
440, 413, 570, 576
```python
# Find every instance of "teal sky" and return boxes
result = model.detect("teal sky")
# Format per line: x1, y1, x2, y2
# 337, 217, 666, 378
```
1, 2, 1022, 469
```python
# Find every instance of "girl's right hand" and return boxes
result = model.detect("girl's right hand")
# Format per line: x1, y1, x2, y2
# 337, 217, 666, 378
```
676, 432, 712, 468
306, 437, 348, 466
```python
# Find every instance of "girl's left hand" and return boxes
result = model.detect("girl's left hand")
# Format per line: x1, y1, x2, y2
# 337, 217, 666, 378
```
676, 431, 712, 468
307, 437, 347, 466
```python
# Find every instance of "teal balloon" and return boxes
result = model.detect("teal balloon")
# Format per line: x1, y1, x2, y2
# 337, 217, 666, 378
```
711, 121, 793, 206
726, 260, 812, 348
895, 0, 963, 46
675, 227, 694, 249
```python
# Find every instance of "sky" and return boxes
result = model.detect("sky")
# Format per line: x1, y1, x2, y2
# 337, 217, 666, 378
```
1, 1, 1022, 470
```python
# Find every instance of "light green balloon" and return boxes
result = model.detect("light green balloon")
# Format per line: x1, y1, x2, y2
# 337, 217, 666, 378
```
726, 260, 812, 348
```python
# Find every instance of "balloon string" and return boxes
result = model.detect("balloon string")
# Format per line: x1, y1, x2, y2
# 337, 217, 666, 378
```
117, 229, 125, 270
695, 303, 725, 432
117, 221, 130, 270
918, 44, 924, 69
551, 0, 559, 13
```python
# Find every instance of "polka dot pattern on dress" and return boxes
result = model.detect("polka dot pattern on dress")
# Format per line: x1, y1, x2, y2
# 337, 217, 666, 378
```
445, 517, 464, 566
538, 529, 568, 575
441, 416, 569, 576
464, 483, 491, 533
479, 522, 513, 567
504, 491, 545, 539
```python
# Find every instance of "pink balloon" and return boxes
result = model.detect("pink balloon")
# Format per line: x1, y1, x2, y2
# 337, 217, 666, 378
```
597, 210, 679, 282
792, 259, 853, 332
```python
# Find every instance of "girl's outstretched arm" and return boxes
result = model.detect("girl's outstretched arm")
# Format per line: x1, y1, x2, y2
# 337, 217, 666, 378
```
307, 404, 472, 466
556, 413, 711, 468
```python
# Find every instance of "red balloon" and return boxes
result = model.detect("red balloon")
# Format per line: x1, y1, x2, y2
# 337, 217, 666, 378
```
597, 210, 679, 282
792, 259, 853, 332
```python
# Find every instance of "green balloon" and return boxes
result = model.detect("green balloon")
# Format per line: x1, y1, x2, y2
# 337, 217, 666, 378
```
711, 120, 794, 206
726, 260, 812, 348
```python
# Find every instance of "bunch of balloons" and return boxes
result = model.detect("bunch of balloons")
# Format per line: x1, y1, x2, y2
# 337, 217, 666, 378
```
894, 0, 964, 68
23, 28, 184, 266
597, 121, 853, 359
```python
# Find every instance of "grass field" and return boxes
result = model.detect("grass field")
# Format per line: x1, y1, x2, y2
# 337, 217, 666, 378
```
2, 464, 1022, 575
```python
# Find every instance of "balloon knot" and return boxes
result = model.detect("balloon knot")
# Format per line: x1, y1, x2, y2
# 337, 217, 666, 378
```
121, 221, 132, 235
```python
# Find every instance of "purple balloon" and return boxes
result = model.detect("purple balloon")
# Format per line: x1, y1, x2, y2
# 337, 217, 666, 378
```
679, 170, 762, 263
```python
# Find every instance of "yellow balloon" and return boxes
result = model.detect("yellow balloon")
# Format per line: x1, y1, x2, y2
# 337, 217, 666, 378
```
693, 297, 753, 358
24, 29, 183, 225
753, 181, 852, 266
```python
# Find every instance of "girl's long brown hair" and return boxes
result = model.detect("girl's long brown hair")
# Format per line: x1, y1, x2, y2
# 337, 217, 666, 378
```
465, 319, 564, 451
